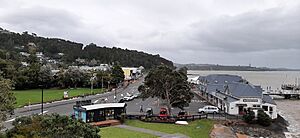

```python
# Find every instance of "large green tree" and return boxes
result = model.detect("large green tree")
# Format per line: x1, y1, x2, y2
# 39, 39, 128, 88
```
0, 76, 15, 129
38, 65, 54, 88
138, 65, 193, 115
96, 70, 112, 88
57, 67, 90, 88
110, 64, 124, 85
6, 114, 100, 138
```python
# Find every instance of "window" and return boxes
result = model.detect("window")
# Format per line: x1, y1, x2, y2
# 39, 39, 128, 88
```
262, 106, 268, 111
87, 112, 94, 122
269, 107, 273, 114
269, 107, 273, 111
253, 105, 260, 108
78, 111, 82, 119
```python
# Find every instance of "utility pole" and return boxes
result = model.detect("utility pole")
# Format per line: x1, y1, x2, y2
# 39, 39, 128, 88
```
114, 88, 117, 102
90, 74, 96, 95
91, 79, 93, 95
40, 85, 44, 115
101, 76, 104, 89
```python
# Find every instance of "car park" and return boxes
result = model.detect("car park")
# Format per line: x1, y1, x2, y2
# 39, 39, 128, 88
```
198, 105, 219, 114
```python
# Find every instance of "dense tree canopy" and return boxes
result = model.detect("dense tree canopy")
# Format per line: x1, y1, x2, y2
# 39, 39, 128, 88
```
0, 28, 173, 90
57, 67, 91, 88
0, 76, 15, 129
0, 28, 173, 68
110, 64, 125, 85
6, 114, 100, 138
138, 65, 193, 115
96, 70, 112, 88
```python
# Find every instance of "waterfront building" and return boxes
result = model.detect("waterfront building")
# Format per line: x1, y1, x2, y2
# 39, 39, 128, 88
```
197, 74, 277, 119
73, 103, 126, 123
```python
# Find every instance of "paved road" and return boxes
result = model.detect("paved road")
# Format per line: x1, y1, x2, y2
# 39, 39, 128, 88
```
2, 77, 209, 131
2, 78, 144, 131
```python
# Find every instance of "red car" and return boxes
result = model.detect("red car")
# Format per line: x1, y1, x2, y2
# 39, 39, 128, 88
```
159, 108, 168, 117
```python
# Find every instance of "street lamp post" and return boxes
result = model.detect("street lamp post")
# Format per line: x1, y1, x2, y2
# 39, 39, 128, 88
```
101, 76, 104, 89
90, 74, 96, 95
42, 87, 43, 114
39, 85, 44, 115
90, 79, 93, 95
114, 89, 117, 102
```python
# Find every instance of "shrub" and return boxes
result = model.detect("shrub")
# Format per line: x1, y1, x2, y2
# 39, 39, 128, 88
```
257, 109, 272, 126
120, 113, 126, 124
6, 114, 100, 138
243, 110, 255, 123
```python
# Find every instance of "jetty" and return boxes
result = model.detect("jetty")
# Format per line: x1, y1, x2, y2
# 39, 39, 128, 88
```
264, 84, 300, 99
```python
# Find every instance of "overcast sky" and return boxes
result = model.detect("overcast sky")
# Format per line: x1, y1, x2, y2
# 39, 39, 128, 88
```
1, 0, 300, 68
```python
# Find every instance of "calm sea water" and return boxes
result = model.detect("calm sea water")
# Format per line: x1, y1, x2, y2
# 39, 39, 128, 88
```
188, 70, 300, 137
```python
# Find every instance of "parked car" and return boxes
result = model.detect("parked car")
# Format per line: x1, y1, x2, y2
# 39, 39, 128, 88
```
123, 95, 135, 101
118, 98, 125, 103
177, 110, 190, 120
198, 105, 219, 114
146, 108, 153, 116
177, 110, 188, 117
133, 93, 141, 98
159, 108, 169, 117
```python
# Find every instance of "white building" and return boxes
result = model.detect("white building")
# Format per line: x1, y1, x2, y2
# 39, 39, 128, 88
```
197, 74, 277, 119
19, 52, 30, 57
122, 67, 142, 80
70, 64, 110, 72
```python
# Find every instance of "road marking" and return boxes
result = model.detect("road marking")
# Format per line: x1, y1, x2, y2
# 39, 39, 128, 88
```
191, 100, 206, 103
5, 118, 15, 123
38, 110, 49, 115
94, 100, 99, 103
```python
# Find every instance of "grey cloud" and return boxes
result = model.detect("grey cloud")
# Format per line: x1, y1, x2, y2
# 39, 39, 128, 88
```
0, 6, 116, 46
1, 7, 81, 33
190, 5, 300, 53
1, 1, 300, 68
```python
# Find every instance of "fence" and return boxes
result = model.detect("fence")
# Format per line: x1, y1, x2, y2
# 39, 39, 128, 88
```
125, 113, 242, 123
125, 114, 208, 123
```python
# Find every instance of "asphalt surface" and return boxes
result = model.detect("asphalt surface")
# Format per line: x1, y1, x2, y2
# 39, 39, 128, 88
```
2, 77, 209, 131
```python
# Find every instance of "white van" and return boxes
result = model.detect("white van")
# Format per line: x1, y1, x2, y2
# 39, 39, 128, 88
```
198, 105, 219, 114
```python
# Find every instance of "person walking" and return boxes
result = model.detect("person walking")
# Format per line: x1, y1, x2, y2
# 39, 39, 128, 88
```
140, 105, 144, 113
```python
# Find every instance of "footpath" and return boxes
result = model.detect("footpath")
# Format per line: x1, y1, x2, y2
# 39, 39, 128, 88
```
115, 125, 189, 138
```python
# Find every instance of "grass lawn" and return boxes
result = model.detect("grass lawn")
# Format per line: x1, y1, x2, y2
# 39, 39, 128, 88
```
125, 119, 214, 138
100, 127, 157, 138
14, 88, 105, 108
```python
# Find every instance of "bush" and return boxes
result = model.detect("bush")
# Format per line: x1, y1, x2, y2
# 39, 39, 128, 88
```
257, 110, 272, 126
243, 110, 255, 123
120, 113, 126, 124
6, 114, 100, 138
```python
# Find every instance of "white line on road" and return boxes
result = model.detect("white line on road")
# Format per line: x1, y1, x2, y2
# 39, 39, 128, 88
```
5, 118, 15, 123
38, 110, 49, 115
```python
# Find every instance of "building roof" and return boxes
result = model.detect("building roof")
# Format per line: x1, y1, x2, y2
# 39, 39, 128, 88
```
226, 96, 239, 103
204, 74, 243, 84
205, 82, 262, 98
262, 95, 276, 105
206, 84, 226, 94
81, 103, 126, 111
227, 82, 262, 98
